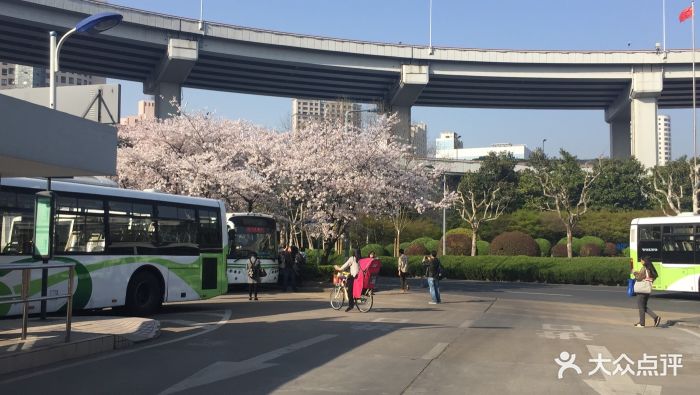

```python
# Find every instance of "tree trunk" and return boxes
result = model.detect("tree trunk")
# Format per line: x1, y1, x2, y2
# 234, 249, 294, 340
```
395, 229, 401, 257
566, 226, 573, 259
321, 236, 337, 265
470, 224, 479, 256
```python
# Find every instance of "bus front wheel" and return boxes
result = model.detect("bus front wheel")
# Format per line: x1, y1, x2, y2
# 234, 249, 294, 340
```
125, 270, 163, 316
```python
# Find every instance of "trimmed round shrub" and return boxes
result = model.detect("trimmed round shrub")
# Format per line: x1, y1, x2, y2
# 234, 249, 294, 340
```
405, 242, 428, 256
490, 231, 539, 256
551, 243, 569, 257
476, 240, 490, 256
557, 237, 582, 256
411, 237, 436, 250
446, 228, 472, 238
579, 243, 602, 257
603, 242, 618, 257
438, 233, 470, 255
623, 247, 630, 257
535, 238, 551, 257
361, 244, 386, 257
580, 236, 605, 251
425, 239, 439, 254
384, 243, 394, 255
400, 242, 411, 251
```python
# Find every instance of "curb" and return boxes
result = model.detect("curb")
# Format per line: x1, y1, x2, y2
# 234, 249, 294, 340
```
0, 334, 133, 375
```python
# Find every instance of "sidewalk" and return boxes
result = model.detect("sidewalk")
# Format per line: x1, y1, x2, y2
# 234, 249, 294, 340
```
0, 315, 160, 375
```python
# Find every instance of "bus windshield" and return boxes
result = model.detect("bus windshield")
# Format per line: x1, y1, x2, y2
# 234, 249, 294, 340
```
229, 216, 276, 259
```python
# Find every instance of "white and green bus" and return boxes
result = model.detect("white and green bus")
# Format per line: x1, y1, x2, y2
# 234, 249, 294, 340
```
630, 214, 700, 293
0, 178, 229, 316
226, 213, 279, 285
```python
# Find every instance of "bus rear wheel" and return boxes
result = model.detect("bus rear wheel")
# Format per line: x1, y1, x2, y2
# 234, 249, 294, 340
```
125, 270, 162, 316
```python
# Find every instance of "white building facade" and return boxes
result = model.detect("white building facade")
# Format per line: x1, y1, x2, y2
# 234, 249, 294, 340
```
436, 141, 532, 160
657, 114, 671, 166
0, 62, 105, 90
411, 123, 428, 157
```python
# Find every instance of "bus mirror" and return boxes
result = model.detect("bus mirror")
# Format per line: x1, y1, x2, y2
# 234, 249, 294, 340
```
33, 191, 55, 261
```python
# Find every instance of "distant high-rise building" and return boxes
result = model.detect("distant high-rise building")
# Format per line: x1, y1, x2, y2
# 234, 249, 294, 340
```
0, 62, 106, 90
657, 114, 671, 165
435, 131, 463, 152
120, 100, 156, 126
291, 99, 361, 132
411, 123, 428, 157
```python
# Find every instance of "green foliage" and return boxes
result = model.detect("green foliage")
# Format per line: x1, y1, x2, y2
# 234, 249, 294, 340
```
361, 244, 386, 258
515, 169, 547, 210
579, 236, 605, 251
579, 243, 602, 257
476, 240, 490, 255
551, 244, 568, 257
446, 227, 472, 237
305, 250, 346, 266
384, 243, 394, 255
623, 247, 630, 257
490, 231, 539, 256
590, 158, 651, 210
400, 219, 442, 242
377, 256, 629, 285
535, 238, 551, 257
438, 233, 470, 255
557, 237, 582, 255
400, 242, 411, 251
410, 237, 436, 249
425, 239, 439, 253
649, 157, 694, 213
577, 210, 661, 243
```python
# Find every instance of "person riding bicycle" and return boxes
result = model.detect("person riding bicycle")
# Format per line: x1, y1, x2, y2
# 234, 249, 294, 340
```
334, 249, 360, 312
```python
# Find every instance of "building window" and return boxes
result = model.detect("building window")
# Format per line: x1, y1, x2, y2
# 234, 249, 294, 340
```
60, 76, 66, 83
1, 79, 6, 86
7, 79, 13, 85
1, 69, 6, 76
68, 77, 74, 84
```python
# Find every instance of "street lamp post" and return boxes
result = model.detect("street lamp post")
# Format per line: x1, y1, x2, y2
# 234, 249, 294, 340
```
542, 138, 547, 154
42, 12, 122, 318
49, 12, 123, 110
442, 173, 446, 256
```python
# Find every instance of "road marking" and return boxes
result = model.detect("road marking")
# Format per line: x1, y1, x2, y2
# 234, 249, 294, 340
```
0, 309, 232, 385
677, 327, 700, 339
351, 323, 391, 332
160, 334, 337, 395
537, 324, 594, 341
503, 290, 572, 297
421, 342, 449, 360
583, 345, 662, 395
372, 317, 408, 324
459, 319, 473, 328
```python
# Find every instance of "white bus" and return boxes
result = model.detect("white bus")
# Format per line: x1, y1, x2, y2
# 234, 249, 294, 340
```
630, 214, 700, 293
0, 178, 229, 316
226, 213, 279, 284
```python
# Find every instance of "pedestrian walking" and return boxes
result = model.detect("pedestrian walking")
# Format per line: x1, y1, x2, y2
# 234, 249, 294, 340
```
398, 249, 409, 292
247, 252, 263, 300
423, 251, 441, 304
633, 256, 661, 327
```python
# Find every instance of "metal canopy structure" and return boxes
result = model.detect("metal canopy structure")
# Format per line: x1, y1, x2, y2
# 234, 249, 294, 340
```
1, 0, 700, 110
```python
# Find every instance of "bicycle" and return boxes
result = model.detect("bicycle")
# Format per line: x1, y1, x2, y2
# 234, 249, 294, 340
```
329, 271, 373, 313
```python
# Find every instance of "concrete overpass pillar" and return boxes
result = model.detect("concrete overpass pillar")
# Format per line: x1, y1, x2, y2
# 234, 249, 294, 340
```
144, 38, 198, 118
384, 65, 429, 144
604, 66, 662, 168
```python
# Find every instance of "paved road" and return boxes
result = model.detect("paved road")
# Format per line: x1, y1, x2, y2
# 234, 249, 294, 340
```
1, 279, 698, 394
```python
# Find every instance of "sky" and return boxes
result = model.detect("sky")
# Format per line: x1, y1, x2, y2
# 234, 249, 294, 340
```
106, 0, 700, 159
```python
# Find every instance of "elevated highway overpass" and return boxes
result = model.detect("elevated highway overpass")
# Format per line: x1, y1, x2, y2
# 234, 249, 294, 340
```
1, 0, 699, 167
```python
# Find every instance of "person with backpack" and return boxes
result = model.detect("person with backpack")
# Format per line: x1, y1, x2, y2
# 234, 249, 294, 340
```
423, 251, 441, 304
633, 256, 661, 327
247, 252, 264, 300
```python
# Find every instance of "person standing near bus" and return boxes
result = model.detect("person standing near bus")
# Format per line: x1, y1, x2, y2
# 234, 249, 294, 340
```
247, 252, 262, 300
398, 249, 409, 292
633, 256, 661, 327
335, 249, 360, 312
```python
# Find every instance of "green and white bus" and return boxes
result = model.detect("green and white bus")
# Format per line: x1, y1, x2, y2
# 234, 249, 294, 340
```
0, 178, 229, 316
630, 214, 700, 293
226, 213, 279, 284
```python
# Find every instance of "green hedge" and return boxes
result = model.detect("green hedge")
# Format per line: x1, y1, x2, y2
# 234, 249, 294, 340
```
374, 256, 629, 286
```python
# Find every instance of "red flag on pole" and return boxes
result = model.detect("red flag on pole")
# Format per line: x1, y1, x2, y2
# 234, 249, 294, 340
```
680, 5, 693, 22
